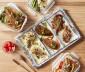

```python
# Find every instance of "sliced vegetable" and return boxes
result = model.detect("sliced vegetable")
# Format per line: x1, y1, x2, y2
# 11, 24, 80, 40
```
59, 61, 63, 69
63, 26, 72, 43
42, 21, 47, 27
0, 7, 25, 30
50, 43, 56, 49
32, 0, 40, 12
40, 37, 43, 42
41, 29, 45, 34
71, 64, 75, 72
55, 58, 79, 72
51, 14, 65, 34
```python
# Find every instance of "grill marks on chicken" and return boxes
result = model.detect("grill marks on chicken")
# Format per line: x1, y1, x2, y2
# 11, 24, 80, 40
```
51, 14, 65, 34
51, 14, 72, 43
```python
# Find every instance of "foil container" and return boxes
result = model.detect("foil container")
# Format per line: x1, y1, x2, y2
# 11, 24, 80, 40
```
0, 3, 27, 32
15, 7, 81, 68
28, 0, 55, 14
52, 52, 80, 72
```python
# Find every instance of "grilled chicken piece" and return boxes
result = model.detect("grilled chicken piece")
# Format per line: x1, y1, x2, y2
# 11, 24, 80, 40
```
63, 26, 72, 43
51, 14, 65, 34
35, 25, 53, 36
43, 38, 60, 50
61, 58, 72, 72
31, 46, 47, 59
21, 32, 36, 48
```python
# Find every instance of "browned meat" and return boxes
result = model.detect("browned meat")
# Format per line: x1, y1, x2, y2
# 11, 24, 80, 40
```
35, 25, 53, 36
63, 26, 72, 43
51, 14, 65, 34
32, 48, 47, 58
43, 38, 60, 50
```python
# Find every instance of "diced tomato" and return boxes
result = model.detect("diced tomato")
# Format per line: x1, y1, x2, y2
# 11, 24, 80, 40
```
8, 22, 12, 25
59, 61, 63, 69
7, 42, 11, 47
17, 25, 21, 29
8, 21, 12, 25
71, 60, 78, 67
7, 42, 14, 47
9, 47, 13, 52
3, 44, 8, 48
22, 15, 25, 19
3, 41, 15, 53
10, 42, 14, 47
4, 47, 9, 52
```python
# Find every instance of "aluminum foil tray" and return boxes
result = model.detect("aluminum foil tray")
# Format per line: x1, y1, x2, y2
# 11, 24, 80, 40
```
15, 7, 81, 68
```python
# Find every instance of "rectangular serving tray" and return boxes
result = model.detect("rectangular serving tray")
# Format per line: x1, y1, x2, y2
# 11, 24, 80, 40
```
15, 7, 82, 68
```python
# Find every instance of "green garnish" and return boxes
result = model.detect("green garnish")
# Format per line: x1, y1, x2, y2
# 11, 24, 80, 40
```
42, 21, 47, 27
11, 13, 15, 18
4, 19, 8, 23
50, 43, 56, 49
32, 0, 40, 12
35, 4, 40, 12
4, 7, 8, 11
63, 20, 65, 23
43, 48, 45, 50
18, 13, 22, 17
34, 59, 37, 62
0, 14, 4, 22
0, 14, 2, 20
40, 37, 43, 42
41, 29, 45, 35
1, 17, 5, 23
15, 21, 19, 25
0, 13, 8, 23
37, 56, 40, 59
32, 0, 37, 8
15, 17, 18, 21
71, 64, 75, 72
